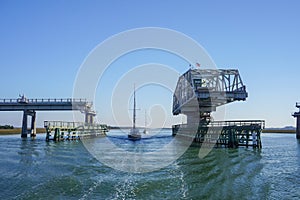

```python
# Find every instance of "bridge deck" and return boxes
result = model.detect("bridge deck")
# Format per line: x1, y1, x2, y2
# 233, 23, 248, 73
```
0, 98, 91, 111
0, 97, 98, 138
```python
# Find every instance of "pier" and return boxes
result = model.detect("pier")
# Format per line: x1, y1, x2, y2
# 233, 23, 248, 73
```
172, 68, 264, 148
0, 96, 97, 138
44, 121, 108, 141
292, 102, 300, 139
173, 120, 264, 148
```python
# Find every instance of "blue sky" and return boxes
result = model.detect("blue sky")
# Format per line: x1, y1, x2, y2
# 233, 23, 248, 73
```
0, 1, 299, 128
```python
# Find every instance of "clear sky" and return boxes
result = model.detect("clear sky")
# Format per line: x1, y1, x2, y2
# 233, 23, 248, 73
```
0, 0, 299, 128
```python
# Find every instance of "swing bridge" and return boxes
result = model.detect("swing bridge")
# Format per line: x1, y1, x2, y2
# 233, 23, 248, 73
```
0, 68, 265, 148
172, 68, 264, 148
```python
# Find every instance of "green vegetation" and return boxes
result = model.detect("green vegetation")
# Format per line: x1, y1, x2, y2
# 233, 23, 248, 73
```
0, 125, 14, 129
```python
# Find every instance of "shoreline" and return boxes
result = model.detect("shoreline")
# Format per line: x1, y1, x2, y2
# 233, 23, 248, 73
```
0, 128, 46, 135
0, 128, 296, 135
262, 129, 295, 134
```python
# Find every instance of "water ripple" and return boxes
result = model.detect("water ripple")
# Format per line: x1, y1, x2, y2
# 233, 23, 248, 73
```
0, 132, 299, 199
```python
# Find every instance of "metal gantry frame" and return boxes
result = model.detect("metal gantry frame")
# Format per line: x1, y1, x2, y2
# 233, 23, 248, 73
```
173, 69, 248, 116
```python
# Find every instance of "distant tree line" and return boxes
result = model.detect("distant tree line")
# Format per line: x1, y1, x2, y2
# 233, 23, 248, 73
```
0, 125, 14, 129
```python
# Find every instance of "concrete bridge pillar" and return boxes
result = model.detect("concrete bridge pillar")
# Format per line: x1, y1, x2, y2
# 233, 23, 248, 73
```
85, 112, 96, 124
292, 103, 300, 139
21, 111, 28, 138
30, 111, 36, 137
296, 116, 300, 139
21, 110, 36, 138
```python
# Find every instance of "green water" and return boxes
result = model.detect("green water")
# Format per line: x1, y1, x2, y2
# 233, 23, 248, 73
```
0, 131, 299, 199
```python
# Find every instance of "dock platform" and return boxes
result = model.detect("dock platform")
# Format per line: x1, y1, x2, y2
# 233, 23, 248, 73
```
44, 121, 108, 141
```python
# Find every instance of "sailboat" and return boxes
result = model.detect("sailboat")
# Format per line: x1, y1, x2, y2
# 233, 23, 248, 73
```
128, 85, 141, 140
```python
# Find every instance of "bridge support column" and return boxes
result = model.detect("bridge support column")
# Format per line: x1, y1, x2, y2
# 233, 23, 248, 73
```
85, 112, 96, 124
292, 103, 300, 139
21, 111, 28, 138
296, 116, 300, 139
21, 110, 36, 138
30, 111, 36, 137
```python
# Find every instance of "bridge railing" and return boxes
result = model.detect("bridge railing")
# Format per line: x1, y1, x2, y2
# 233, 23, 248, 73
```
175, 120, 265, 129
44, 121, 108, 130
44, 121, 78, 129
0, 98, 89, 104
210, 120, 265, 128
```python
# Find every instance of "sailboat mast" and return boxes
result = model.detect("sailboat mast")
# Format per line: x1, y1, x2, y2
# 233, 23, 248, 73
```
133, 85, 136, 129
144, 110, 147, 129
